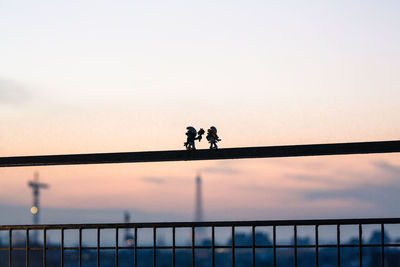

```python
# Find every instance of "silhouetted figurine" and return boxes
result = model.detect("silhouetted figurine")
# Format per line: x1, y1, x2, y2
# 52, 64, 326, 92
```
206, 126, 221, 149
184, 127, 205, 150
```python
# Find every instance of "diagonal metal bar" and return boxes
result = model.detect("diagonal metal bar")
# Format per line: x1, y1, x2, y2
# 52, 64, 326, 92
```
1, 140, 399, 168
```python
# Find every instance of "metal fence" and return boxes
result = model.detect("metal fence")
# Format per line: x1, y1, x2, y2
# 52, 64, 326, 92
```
1, 218, 400, 267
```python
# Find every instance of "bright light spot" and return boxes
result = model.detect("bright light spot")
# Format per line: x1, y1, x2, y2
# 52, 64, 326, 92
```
30, 206, 38, 214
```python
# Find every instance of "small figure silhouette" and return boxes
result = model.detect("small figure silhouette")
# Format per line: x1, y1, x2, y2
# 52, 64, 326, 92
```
206, 126, 221, 149
184, 127, 205, 150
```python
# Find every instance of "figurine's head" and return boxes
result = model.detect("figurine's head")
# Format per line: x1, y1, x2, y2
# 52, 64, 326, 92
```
186, 126, 197, 135
210, 126, 217, 134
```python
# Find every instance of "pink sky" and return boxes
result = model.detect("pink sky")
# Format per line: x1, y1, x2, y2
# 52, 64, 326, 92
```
1, 1, 400, 223
1, 153, 400, 223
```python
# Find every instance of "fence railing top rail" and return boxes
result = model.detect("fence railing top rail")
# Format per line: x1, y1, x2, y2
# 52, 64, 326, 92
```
2, 217, 400, 230
1, 140, 400, 168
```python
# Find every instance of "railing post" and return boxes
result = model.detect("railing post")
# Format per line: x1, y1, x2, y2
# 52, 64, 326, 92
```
381, 224, 385, 267
61, 228, 64, 267
273, 225, 276, 267
172, 227, 176, 267
116, 227, 119, 267
294, 225, 297, 267
192, 226, 195, 267
97, 227, 100, 267
9, 229, 12, 267
315, 225, 319, 267
78, 228, 82, 267
359, 224, 362, 267
232, 226, 235, 267
134, 227, 137, 267
43, 228, 46, 267
252, 226, 255, 267
26, 229, 29, 267
153, 227, 156, 267
211, 226, 215, 267
337, 224, 340, 267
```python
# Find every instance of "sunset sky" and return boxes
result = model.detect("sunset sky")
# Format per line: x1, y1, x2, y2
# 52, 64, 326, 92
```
1, 0, 400, 224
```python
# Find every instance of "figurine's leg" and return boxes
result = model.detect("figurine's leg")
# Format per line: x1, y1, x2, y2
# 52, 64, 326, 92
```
189, 142, 195, 150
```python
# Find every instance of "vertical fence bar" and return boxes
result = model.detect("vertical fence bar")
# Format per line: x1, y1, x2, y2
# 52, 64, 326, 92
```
9, 229, 12, 267
97, 228, 100, 267
43, 228, 46, 267
273, 225, 276, 267
294, 225, 297, 267
116, 227, 119, 267
134, 227, 137, 267
26, 229, 29, 267
337, 224, 340, 267
359, 224, 362, 267
172, 227, 176, 267
61, 228, 64, 267
153, 227, 156, 267
381, 224, 384, 267
192, 226, 195, 267
232, 226, 235, 267
211, 226, 215, 267
78, 228, 82, 267
315, 225, 319, 267
252, 226, 255, 267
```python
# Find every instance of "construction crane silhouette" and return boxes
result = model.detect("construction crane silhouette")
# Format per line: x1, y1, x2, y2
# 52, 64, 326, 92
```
28, 172, 49, 242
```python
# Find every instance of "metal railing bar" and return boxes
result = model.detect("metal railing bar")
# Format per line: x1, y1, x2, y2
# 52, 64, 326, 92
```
381, 224, 384, 267
337, 224, 340, 267
294, 225, 297, 267
232, 226, 235, 267
1, 140, 399, 168
172, 227, 176, 267
9, 229, 12, 267
2, 243, 400, 251
43, 228, 46, 267
134, 227, 137, 267
78, 228, 81, 267
61, 228, 64, 267
96, 227, 100, 267
116, 227, 119, 267
153, 227, 156, 267
4, 217, 400, 230
211, 226, 215, 267
26, 229, 29, 267
315, 225, 319, 267
252, 226, 255, 267
273, 225, 276, 267
359, 224, 362, 267
191, 226, 195, 267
